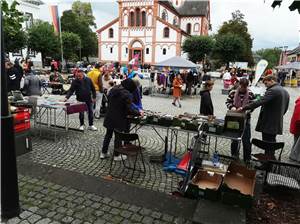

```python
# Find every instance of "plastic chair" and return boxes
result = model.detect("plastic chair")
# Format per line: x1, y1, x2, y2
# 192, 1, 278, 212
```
109, 131, 146, 179
251, 138, 284, 162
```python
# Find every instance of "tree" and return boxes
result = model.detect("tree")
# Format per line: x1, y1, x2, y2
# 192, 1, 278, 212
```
2, 0, 27, 53
27, 21, 60, 66
182, 36, 214, 63
72, 0, 96, 28
62, 32, 81, 62
255, 48, 282, 69
217, 10, 254, 65
213, 33, 245, 68
61, 10, 97, 61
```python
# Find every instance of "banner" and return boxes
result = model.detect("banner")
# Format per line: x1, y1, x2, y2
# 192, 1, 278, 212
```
253, 59, 268, 86
50, 5, 60, 34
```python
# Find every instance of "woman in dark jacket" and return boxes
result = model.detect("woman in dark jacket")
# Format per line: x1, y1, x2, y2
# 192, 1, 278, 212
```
200, 80, 214, 116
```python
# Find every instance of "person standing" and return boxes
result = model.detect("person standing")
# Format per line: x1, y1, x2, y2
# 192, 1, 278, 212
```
22, 70, 42, 96
172, 73, 183, 108
226, 78, 255, 161
186, 70, 194, 95
5, 60, 23, 92
100, 79, 141, 161
199, 80, 214, 116
87, 63, 103, 117
289, 97, 300, 162
65, 68, 97, 131
240, 75, 290, 156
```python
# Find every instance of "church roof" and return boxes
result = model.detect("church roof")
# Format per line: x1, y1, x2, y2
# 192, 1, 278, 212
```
22, 0, 44, 6
159, 0, 209, 17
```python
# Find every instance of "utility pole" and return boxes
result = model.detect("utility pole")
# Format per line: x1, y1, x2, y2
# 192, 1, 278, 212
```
1, 11, 20, 220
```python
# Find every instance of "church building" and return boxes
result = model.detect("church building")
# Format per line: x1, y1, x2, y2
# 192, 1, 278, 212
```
96, 0, 210, 65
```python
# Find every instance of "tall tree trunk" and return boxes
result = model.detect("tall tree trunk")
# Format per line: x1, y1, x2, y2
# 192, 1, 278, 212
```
86, 56, 89, 63
41, 52, 44, 68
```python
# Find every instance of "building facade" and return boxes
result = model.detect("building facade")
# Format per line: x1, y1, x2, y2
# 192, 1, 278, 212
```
7, 0, 44, 66
97, 0, 210, 65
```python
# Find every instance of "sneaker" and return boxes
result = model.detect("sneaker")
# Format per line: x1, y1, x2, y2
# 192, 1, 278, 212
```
114, 155, 127, 161
100, 152, 110, 159
79, 125, 84, 131
88, 125, 98, 131
179, 104, 182, 108
172, 102, 176, 106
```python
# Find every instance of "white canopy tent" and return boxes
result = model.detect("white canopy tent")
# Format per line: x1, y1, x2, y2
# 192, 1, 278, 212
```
155, 56, 197, 69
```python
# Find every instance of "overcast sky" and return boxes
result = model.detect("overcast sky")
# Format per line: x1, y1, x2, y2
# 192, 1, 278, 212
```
40, 0, 300, 51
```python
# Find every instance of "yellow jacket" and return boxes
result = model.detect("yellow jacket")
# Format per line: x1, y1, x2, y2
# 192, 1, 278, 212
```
87, 68, 101, 91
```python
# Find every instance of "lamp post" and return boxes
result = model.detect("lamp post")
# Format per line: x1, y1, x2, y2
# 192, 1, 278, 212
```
1, 11, 20, 219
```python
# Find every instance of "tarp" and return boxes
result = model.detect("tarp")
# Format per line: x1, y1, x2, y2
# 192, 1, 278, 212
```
155, 56, 197, 69
276, 62, 300, 70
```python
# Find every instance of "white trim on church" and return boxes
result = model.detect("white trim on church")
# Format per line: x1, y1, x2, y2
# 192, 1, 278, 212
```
97, 0, 210, 65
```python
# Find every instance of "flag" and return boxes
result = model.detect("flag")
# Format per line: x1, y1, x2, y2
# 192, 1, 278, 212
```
50, 5, 60, 34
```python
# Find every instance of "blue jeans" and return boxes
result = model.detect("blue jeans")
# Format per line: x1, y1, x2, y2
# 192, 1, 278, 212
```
79, 101, 93, 126
231, 121, 251, 161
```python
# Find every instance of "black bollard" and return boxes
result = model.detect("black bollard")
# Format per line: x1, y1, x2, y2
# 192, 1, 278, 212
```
1, 12, 20, 219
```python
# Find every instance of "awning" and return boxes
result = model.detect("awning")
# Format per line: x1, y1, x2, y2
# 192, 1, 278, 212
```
276, 62, 300, 70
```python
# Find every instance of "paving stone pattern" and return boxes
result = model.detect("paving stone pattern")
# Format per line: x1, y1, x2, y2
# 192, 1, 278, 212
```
3, 175, 192, 224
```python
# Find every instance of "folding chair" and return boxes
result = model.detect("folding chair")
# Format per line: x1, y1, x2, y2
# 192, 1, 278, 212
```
109, 131, 146, 179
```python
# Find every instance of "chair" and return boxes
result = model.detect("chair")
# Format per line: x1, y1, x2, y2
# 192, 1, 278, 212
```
109, 131, 146, 179
251, 138, 284, 162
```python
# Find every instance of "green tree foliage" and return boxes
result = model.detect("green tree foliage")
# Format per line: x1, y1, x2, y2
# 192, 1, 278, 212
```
255, 48, 282, 69
2, 0, 27, 53
27, 21, 60, 66
61, 10, 97, 61
182, 36, 214, 63
62, 32, 81, 62
217, 10, 254, 65
72, 0, 96, 28
214, 33, 245, 67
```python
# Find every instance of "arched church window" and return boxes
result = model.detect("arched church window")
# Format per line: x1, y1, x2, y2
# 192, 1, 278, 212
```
129, 11, 135, 26
194, 23, 200, 32
173, 17, 177, 26
142, 11, 146, 26
163, 27, 169, 38
186, 23, 191, 34
109, 28, 114, 38
162, 9, 168, 21
136, 8, 141, 26
163, 48, 167, 55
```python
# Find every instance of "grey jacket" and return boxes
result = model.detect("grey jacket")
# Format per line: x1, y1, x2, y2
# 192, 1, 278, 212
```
23, 73, 42, 96
243, 84, 289, 135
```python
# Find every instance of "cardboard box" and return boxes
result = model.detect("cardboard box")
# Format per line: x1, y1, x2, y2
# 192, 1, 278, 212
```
221, 162, 256, 208
186, 170, 222, 201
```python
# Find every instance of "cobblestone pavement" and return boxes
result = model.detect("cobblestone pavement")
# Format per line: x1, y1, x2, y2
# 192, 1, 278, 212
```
18, 80, 298, 192
5, 80, 297, 223
3, 175, 191, 224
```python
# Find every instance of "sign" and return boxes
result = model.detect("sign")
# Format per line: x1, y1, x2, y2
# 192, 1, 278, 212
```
253, 59, 268, 86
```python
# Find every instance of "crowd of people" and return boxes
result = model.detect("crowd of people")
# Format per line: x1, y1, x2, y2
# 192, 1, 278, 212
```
5, 57, 300, 163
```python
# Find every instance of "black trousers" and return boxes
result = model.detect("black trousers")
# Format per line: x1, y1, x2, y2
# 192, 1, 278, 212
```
79, 100, 93, 126
262, 132, 276, 156
102, 128, 121, 156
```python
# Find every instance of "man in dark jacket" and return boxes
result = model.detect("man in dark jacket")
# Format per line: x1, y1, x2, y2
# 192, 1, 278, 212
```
65, 68, 97, 131
5, 60, 23, 92
101, 79, 141, 161
240, 75, 290, 156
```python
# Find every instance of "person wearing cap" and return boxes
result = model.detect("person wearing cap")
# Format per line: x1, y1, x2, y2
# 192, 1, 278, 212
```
87, 63, 103, 117
65, 68, 97, 131
100, 78, 142, 161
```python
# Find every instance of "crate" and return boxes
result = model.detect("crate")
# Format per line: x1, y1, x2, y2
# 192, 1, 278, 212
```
185, 170, 222, 201
221, 162, 256, 208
